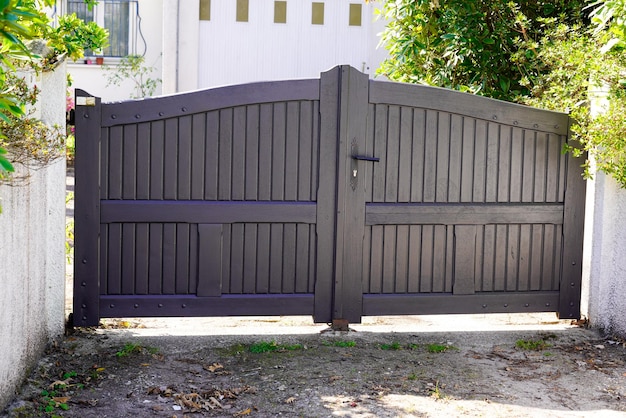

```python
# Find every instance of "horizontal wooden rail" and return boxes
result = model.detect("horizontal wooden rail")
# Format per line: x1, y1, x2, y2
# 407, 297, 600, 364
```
101, 200, 317, 224
365, 203, 564, 225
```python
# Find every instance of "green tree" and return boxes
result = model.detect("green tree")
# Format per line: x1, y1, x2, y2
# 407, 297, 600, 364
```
377, 0, 587, 100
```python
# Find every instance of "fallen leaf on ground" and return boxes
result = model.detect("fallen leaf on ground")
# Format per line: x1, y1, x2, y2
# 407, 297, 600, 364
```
285, 397, 296, 404
233, 407, 252, 416
203, 362, 224, 372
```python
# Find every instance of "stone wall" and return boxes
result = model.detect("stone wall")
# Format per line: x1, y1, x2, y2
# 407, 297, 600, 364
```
0, 61, 66, 409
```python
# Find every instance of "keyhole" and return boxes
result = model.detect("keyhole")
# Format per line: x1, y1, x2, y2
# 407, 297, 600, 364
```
353, 169, 358, 177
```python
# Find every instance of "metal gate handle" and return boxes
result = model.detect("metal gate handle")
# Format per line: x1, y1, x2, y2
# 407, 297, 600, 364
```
351, 155, 380, 162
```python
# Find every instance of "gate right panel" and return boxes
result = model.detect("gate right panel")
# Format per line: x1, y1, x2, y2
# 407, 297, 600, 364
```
361, 80, 584, 318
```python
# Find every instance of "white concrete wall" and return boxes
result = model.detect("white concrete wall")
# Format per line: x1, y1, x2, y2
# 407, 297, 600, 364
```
582, 84, 626, 336
68, 0, 164, 102
0, 62, 67, 410
195, 0, 389, 88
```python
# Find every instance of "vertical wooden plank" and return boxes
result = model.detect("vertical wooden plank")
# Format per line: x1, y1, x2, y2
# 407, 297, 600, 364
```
73, 91, 102, 326
541, 224, 556, 291
163, 119, 178, 199
258, 104, 273, 201
315, 68, 339, 321
522, 131, 536, 202
410, 109, 425, 202
545, 134, 560, 202
498, 126, 511, 202
423, 110, 437, 202
243, 224, 258, 293
175, 224, 190, 293
107, 223, 122, 294
308, 224, 317, 293
269, 224, 284, 293
162, 224, 177, 294
448, 114, 463, 203
481, 225, 495, 291
364, 104, 375, 204
108, 126, 123, 199
285, 102, 299, 201
372, 104, 387, 203
518, 224, 531, 291
295, 224, 310, 293
136, 123, 150, 199
191, 114, 206, 200
395, 225, 409, 293
218, 109, 233, 200
149, 120, 164, 200
493, 225, 507, 291
232, 107, 246, 200
282, 224, 297, 293
554, 224, 564, 291
530, 224, 543, 290
369, 225, 383, 293
121, 223, 135, 294
385, 105, 400, 203
310, 101, 320, 201
472, 120, 487, 202
432, 225, 446, 292
510, 127, 523, 202
534, 132, 548, 202
135, 223, 149, 294
221, 225, 232, 294
229, 223, 245, 293
204, 111, 219, 200
453, 226, 476, 294
382, 225, 396, 293
332, 66, 368, 322
362, 226, 372, 293
420, 225, 434, 292
100, 128, 109, 200
256, 223, 271, 293
272, 103, 286, 201
298, 101, 313, 201
557, 136, 567, 202
474, 225, 484, 291
485, 123, 499, 203
188, 224, 198, 293
506, 224, 520, 291
397, 107, 412, 203
99, 224, 108, 295
435, 112, 450, 203
245, 105, 260, 200
197, 224, 223, 297
177, 115, 192, 200
459, 118, 475, 203
148, 224, 163, 294
407, 225, 422, 293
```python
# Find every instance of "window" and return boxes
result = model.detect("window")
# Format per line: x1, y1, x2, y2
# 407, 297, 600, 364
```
236, 0, 249, 22
66, 0, 138, 57
312, 2, 324, 25
274, 1, 286, 24
199, 0, 211, 21
349, 3, 361, 26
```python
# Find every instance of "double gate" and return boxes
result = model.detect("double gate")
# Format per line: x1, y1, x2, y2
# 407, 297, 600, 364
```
73, 66, 585, 327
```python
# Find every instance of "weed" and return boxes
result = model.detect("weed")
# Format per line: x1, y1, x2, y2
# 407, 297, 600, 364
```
407, 373, 418, 381
429, 381, 446, 400
40, 389, 70, 414
248, 341, 304, 353
116, 343, 158, 357
516, 339, 551, 351
324, 340, 356, 348
426, 343, 458, 353
380, 342, 403, 350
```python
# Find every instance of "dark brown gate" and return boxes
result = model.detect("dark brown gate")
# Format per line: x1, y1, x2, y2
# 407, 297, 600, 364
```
73, 66, 585, 327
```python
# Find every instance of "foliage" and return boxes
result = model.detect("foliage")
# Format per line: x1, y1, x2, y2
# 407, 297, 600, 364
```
377, 0, 587, 100
248, 341, 304, 353
104, 54, 161, 99
0, 72, 65, 172
37, 12, 109, 61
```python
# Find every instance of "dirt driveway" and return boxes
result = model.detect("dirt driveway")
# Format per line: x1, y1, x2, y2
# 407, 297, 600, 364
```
3, 314, 626, 418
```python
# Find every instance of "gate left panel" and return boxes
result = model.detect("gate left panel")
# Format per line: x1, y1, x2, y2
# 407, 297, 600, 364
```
73, 81, 323, 326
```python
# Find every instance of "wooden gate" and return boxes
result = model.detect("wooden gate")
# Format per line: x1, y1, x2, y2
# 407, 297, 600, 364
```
73, 66, 585, 327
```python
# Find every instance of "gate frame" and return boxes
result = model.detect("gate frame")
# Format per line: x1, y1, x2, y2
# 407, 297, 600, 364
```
73, 66, 586, 327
